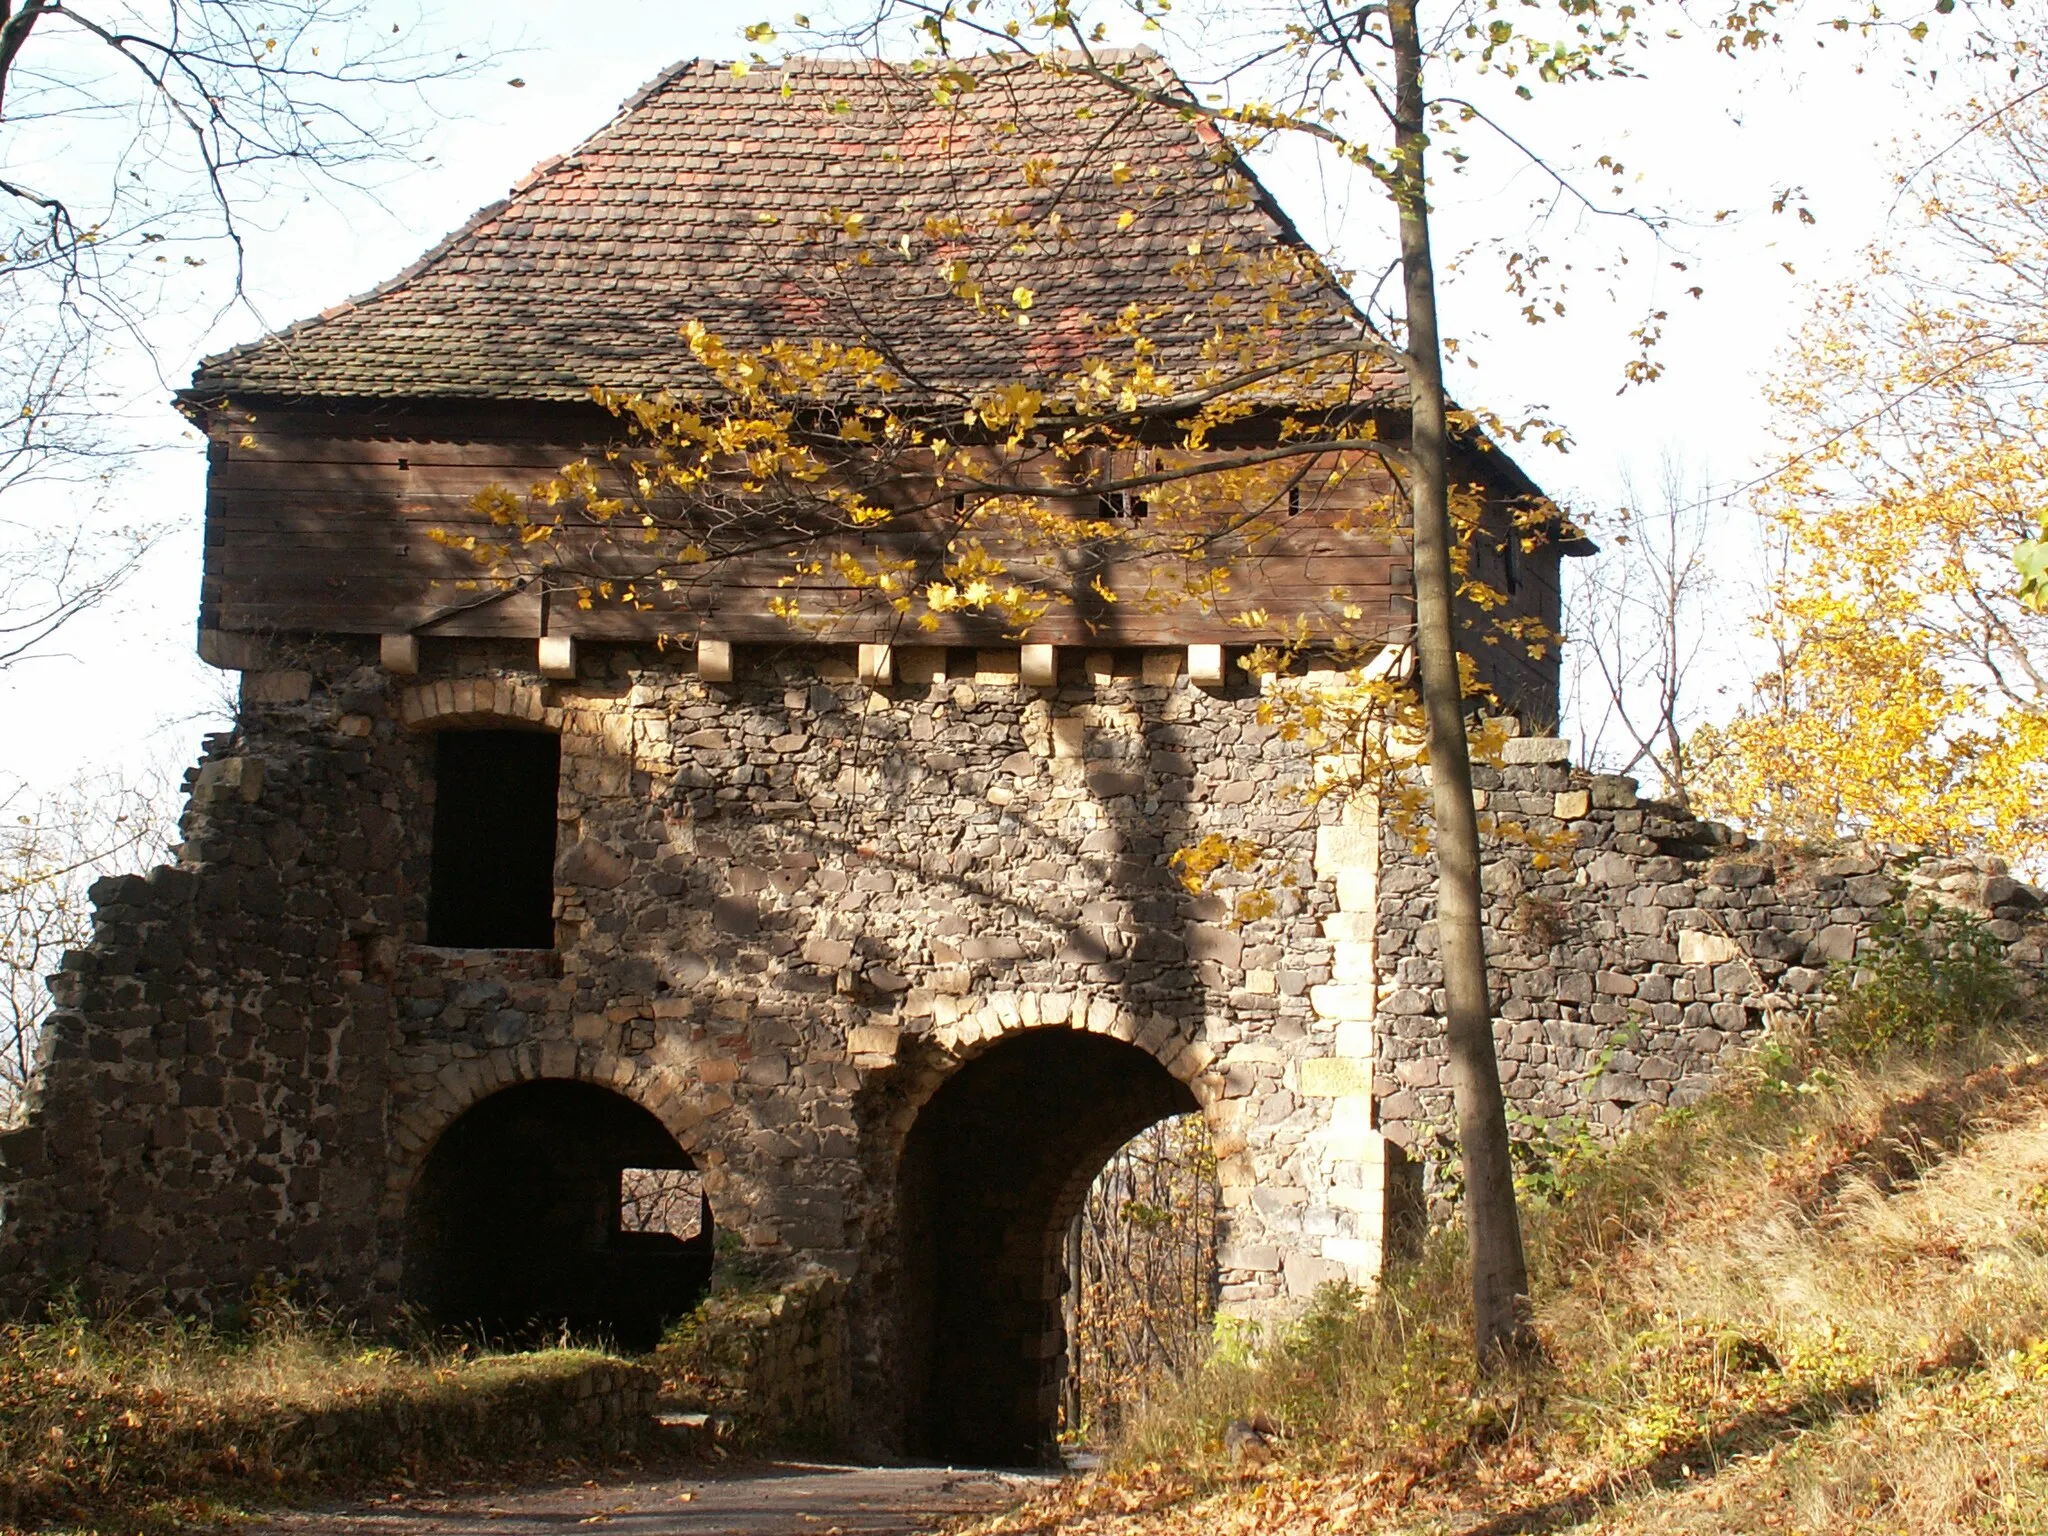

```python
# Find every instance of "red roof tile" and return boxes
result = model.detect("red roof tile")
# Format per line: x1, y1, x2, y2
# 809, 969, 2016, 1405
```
188, 51, 1379, 407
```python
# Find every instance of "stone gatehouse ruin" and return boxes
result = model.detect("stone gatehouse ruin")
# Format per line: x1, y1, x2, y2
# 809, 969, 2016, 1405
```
4, 52, 2046, 1468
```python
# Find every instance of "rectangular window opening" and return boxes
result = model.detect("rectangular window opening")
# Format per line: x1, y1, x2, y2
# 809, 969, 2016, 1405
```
620, 1167, 705, 1240
1095, 490, 1148, 520
428, 729, 560, 949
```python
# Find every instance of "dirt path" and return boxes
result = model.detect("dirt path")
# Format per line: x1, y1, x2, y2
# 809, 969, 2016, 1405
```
256, 1462, 1056, 1536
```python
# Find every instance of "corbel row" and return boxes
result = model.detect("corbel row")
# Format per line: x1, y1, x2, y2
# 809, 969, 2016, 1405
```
377, 633, 1231, 690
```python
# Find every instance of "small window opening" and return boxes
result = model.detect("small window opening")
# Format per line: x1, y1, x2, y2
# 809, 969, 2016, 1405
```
1288, 484, 1302, 518
1502, 528, 1521, 596
428, 729, 560, 948
1096, 489, 1148, 520
620, 1167, 706, 1240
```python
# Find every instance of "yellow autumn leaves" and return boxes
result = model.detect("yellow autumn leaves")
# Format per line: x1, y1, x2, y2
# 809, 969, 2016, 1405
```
1694, 80, 2048, 866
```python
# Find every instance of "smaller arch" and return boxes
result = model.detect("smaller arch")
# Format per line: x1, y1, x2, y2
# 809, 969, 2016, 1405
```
404, 1078, 713, 1349
392, 1048, 716, 1201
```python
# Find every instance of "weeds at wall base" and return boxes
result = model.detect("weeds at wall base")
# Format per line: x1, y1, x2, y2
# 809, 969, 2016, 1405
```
997, 1025, 2048, 1536
0, 1309, 660, 1535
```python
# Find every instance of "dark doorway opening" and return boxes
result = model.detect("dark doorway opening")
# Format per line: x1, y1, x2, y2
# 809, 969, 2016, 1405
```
404, 1080, 713, 1349
428, 729, 559, 948
896, 1028, 1201, 1467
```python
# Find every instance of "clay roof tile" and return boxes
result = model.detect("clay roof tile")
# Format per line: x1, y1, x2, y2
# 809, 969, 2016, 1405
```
188, 50, 1379, 406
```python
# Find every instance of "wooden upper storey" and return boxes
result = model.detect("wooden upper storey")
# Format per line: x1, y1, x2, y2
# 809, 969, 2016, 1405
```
182, 52, 1571, 712
197, 400, 1563, 704
203, 403, 1443, 647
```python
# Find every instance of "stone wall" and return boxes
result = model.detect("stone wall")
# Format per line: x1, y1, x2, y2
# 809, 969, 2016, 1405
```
1368, 735, 2048, 1185
0, 639, 1403, 1457
0, 720, 402, 1300
658, 1267, 850, 1449
11, 641, 2040, 1459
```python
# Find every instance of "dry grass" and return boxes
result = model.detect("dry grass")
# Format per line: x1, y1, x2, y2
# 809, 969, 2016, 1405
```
965, 1034, 2048, 1535
0, 1307, 648, 1535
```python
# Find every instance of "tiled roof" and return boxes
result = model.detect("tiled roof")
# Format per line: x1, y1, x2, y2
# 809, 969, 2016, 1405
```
187, 51, 1378, 406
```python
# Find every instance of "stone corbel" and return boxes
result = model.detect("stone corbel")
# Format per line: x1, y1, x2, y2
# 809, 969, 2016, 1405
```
697, 637, 734, 682
379, 634, 421, 676
1020, 643, 1057, 689
538, 634, 578, 680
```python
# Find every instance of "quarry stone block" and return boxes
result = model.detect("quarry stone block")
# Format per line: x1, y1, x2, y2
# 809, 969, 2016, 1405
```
1298, 1057, 1372, 1097
1502, 736, 1570, 765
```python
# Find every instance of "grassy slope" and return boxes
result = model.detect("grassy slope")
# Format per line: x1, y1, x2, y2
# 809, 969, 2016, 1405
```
974, 1041, 2048, 1536
0, 1320, 645, 1535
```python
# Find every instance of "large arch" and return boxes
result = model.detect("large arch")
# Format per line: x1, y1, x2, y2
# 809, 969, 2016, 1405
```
894, 1026, 1203, 1466
403, 1078, 713, 1349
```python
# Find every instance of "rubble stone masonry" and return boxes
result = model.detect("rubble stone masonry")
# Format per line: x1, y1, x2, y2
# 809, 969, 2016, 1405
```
1, 641, 2042, 1451
1372, 736, 2048, 1196
0, 639, 1390, 1449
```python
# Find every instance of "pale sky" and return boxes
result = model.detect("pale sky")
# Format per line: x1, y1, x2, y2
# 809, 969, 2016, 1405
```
0, 0, 1979, 803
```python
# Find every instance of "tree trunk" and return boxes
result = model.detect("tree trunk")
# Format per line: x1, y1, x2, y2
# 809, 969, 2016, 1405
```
1389, 0, 1535, 1368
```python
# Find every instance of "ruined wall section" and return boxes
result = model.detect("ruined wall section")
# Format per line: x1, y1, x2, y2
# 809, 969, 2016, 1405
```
1371, 736, 2048, 1181
0, 653, 409, 1307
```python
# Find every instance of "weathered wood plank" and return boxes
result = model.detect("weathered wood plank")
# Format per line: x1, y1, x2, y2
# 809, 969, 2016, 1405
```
224, 435, 598, 469
213, 602, 1408, 647
199, 425, 1441, 646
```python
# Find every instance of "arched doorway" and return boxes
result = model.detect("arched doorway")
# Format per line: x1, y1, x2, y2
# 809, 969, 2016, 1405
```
895, 1028, 1202, 1466
404, 1079, 713, 1349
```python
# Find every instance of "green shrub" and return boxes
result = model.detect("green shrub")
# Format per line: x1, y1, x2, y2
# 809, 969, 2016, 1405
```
1824, 899, 2023, 1058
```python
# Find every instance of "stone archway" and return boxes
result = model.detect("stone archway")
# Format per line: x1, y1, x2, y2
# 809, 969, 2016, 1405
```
403, 1078, 713, 1349
894, 1026, 1203, 1466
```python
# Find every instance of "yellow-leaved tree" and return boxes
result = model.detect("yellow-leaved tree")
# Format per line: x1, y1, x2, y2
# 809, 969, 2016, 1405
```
1694, 71, 2048, 867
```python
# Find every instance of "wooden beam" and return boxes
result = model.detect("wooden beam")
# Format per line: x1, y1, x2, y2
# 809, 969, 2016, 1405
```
1188, 644, 1226, 689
